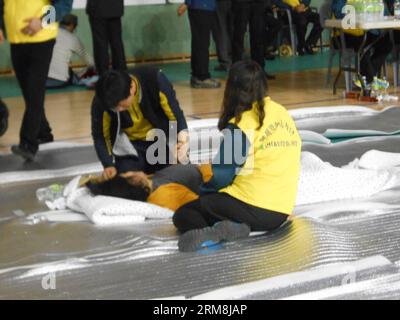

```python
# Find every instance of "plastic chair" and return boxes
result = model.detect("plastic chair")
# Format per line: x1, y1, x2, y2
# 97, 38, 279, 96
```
274, 7, 324, 56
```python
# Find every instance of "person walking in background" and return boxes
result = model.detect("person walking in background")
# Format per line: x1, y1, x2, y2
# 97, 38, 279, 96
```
212, 0, 233, 72
178, 0, 221, 89
232, 0, 276, 80
46, 14, 95, 89
86, 0, 127, 76
0, 0, 73, 161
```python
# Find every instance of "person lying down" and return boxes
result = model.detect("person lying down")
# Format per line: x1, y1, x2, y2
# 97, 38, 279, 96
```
86, 163, 213, 212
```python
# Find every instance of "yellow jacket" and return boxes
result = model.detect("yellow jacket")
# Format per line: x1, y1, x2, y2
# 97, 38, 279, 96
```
3, 0, 58, 44
219, 98, 302, 215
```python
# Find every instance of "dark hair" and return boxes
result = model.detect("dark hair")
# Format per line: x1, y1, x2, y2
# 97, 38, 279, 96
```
95, 70, 132, 111
60, 14, 78, 28
86, 176, 150, 202
218, 60, 267, 131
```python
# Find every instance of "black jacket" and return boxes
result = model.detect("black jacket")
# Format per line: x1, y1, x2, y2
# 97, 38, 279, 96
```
86, 0, 124, 18
91, 66, 188, 168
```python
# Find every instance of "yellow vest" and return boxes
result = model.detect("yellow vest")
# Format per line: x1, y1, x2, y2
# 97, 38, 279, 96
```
123, 77, 154, 141
220, 97, 302, 215
4, 0, 58, 44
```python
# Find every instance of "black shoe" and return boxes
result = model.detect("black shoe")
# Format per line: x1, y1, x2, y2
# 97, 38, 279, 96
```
297, 48, 306, 56
11, 144, 36, 161
265, 52, 276, 61
37, 134, 54, 144
265, 72, 276, 80
305, 45, 315, 55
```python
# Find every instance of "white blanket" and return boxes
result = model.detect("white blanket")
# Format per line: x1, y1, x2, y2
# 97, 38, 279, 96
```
29, 150, 400, 225
66, 187, 173, 225
296, 151, 400, 206
35, 175, 173, 226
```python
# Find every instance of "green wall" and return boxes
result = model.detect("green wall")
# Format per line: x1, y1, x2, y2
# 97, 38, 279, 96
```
0, 1, 326, 71
0, 3, 192, 70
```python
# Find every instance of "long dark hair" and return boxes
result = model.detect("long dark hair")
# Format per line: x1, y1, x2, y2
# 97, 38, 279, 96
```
218, 60, 267, 131
86, 177, 150, 202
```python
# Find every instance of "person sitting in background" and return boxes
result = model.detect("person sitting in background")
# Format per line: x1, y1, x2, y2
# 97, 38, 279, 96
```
0, 98, 9, 137
264, 0, 284, 60
331, 0, 392, 83
277, 0, 323, 55
46, 14, 96, 89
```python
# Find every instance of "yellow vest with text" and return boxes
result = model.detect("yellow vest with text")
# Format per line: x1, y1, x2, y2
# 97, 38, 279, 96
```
220, 97, 302, 215
3, 0, 58, 44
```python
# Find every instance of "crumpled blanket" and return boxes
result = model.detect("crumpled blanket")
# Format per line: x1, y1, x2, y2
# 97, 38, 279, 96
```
296, 150, 400, 205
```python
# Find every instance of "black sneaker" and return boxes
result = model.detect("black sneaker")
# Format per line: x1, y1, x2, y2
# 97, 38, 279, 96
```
11, 144, 36, 161
190, 77, 221, 89
37, 134, 54, 144
178, 220, 250, 252
265, 52, 276, 61
178, 226, 221, 252
212, 220, 251, 241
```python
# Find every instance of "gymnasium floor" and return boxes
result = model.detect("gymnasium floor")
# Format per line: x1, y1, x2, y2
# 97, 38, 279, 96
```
1, 52, 400, 299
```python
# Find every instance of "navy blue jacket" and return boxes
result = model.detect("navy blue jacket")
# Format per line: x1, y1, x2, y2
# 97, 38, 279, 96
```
185, 0, 216, 11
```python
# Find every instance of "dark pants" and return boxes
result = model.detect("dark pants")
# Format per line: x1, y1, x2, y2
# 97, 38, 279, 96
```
335, 32, 392, 82
188, 9, 217, 80
0, 98, 9, 137
115, 140, 171, 175
46, 68, 78, 89
10, 40, 55, 153
291, 9, 322, 50
265, 12, 283, 50
88, 16, 127, 75
173, 192, 288, 233
212, 0, 233, 67
232, 2, 266, 69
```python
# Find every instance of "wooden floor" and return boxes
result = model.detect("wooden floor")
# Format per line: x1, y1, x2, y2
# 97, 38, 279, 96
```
1, 67, 399, 153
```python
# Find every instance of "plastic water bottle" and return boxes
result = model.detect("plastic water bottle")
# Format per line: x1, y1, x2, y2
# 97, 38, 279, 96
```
36, 184, 64, 202
394, 0, 400, 19
362, 76, 372, 96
